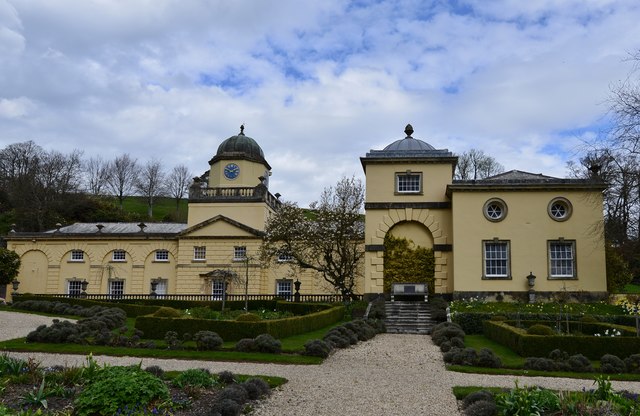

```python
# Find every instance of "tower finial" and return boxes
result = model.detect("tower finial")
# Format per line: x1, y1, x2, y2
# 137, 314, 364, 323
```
240, 124, 245, 135
404, 124, 414, 137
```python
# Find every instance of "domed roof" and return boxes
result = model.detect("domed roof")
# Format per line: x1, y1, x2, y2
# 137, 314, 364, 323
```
383, 124, 436, 151
209, 125, 271, 169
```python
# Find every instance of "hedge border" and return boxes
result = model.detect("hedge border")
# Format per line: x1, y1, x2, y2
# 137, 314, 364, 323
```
483, 320, 640, 359
135, 304, 346, 341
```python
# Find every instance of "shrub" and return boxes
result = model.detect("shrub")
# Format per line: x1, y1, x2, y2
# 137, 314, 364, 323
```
218, 383, 249, 405
490, 315, 507, 322
210, 398, 241, 416
74, 366, 169, 416
304, 339, 332, 358
367, 301, 386, 319
601, 354, 625, 374
462, 390, 495, 410
217, 371, 237, 385
243, 378, 270, 399
549, 349, 569, 362
236, 313, 261, 322
328, 326, 358, 345
464, 400, 498, 416
566, 354, 594, 373
624, 354, 640, 373
144, 365, 164, 378
254, 334, 282, 354
172, 369, 216, 388
432, 325, 465, 347
324, 333, 350, 349
164, 331, 182, 350
524, 357, 558, 372
527, 324, 555, 336
443, 347, 477, 366
440, 341, 452, 353
235, 338, 256, 353
580, 314, 598, 323
152, 307, 182, 318
193, 331, 223, 351
476, 348, 502, 369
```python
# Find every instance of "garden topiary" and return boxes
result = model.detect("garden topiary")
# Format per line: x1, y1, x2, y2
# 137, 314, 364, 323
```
443, 347, 478, 366
566, 354, 594, 373
524, 357, 557, 372
464, 400, 498, 416
580, 314, 599, 323
209, 398, 241, 416
242, 378, 270, 400
236, 313, 261, 322
526, 324, 555, 336
323, 333, 350, 349
476, 348, 502, 369
432, 324, 465, 347
193, 330, 223, 351
235, 338, 256, 353
462, 390, 495, 410
624, 354, 640, 373
152, 307, 182, 318
304, 339, 332, 358
601, 354, 625, 374
254, 334, 282, 354
217, 371, 237, 385
218, 383, 249, 405
549, 349, 569, 362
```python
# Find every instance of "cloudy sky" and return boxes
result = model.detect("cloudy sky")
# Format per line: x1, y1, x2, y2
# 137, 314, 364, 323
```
1, 0, 639, 206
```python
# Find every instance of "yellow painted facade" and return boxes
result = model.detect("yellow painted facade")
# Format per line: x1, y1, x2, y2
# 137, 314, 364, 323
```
4, 125, 607, 301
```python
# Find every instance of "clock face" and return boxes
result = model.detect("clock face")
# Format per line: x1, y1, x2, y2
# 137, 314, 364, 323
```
224, 163, 240, 180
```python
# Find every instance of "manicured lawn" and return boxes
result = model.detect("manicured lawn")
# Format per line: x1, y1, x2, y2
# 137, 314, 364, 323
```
464, 335, 524, 368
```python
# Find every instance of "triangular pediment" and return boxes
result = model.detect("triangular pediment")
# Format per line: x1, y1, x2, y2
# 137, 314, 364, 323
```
179, 215, 264, 238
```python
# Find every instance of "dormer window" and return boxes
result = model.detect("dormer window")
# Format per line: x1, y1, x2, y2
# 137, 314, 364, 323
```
396, 171, 422, 194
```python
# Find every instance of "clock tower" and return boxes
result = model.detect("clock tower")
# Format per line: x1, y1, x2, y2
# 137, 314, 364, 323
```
207, 125, 272, 189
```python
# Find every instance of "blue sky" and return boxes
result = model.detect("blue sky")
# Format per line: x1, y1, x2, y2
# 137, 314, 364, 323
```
0, 0, 639, 206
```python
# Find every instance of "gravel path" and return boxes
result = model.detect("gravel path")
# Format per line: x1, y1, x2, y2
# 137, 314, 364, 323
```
2, 311, 640, 415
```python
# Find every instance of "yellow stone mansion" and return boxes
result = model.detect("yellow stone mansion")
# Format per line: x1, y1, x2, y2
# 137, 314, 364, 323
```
5, 125, 608, 301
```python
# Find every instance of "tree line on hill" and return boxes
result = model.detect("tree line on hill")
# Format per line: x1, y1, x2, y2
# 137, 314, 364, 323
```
0, 141, 193, 234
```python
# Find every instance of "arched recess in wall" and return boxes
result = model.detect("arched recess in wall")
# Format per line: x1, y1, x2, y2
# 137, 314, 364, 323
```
383, 221, 435, 293
19, 250, 49, 294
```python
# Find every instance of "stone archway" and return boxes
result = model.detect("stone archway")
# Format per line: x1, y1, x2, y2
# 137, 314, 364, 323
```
383, 222, 435, 293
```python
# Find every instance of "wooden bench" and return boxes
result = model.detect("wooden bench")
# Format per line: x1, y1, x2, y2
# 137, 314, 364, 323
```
391, 283, 428, 302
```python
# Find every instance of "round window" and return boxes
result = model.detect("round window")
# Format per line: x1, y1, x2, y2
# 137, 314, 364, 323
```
483, 198, 507, 222
548, 198, 572, 221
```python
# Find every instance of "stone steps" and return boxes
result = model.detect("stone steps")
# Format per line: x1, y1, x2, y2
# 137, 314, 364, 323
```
384, 301, 435, 335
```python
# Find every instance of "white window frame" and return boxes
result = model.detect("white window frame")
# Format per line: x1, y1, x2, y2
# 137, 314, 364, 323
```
212, 279, 225, 300
482, 240, 511, 279
276, 279, 293, 300
548, 240, 576, 279
154, 249, 169, 262
395, 172, 422, 194
233, 246, 247, 261
109, 279, 125, 298
67, 280, 83, 296
193, 246, 206, 261
70, 250, 84, 262
112, 250, 126, 262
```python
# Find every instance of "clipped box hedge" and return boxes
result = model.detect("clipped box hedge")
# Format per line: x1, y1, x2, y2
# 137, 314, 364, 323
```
483, 320, 640, 359
13, 295, 161, 317
135, 304, 345, 341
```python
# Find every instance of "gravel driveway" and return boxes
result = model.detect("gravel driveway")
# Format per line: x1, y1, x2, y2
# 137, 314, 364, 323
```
2, 311, 640, 415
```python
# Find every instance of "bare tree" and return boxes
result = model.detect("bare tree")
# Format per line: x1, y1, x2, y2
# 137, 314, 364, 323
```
167, 164, 192, 211
0, 142, 83, 231
263, 176, 365, 299
84, 156, 112, 196
134, 158, 166, 219
455, 149, 504, 180
106, 154, 139, 209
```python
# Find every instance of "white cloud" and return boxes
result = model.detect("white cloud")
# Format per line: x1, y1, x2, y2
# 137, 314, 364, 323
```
1, 0, 640, 206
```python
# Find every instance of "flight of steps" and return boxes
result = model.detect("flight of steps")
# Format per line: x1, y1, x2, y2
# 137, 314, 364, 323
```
384, 301, 434, 335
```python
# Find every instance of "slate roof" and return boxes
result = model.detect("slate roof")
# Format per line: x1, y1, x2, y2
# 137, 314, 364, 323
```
43, 222, 187, 234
